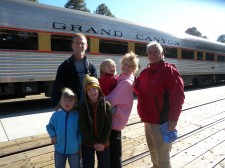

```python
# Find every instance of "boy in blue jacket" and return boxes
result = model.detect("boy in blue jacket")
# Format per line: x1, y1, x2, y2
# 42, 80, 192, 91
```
46, 87, 81, 168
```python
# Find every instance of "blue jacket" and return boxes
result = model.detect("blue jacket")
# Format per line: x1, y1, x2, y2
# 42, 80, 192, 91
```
46, 109, 82, 154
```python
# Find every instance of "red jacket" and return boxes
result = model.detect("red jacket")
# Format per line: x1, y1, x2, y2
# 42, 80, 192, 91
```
134, 61, 185, 124
98, 73, 117, 96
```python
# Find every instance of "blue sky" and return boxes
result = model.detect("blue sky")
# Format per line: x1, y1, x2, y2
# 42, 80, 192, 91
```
38, 0, 225, 41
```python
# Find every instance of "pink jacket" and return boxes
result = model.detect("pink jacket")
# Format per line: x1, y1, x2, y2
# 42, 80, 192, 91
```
106, 74, 134, 131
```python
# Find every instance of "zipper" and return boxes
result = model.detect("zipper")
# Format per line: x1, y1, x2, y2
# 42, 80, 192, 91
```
64, 112, 69, 154
154, 97, 160, 113
91, 103, 98, 142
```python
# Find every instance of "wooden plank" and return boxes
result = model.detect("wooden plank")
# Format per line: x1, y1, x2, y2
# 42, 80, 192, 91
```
183, 140, 225, 168
123, 116, 225, 168
123, 132, 225, 168
123, 122, 143, 133
183, 90, 225, 110
1, 99, 225, 168
172, 130, 225, 168
125, 97, 225, 125
123, 156, 152, 168
177, 102, 225, 137
178, 114, 225, 138
123, 111, 224, 164
172, 118, 225, 154
0, 133, 47, 149
123, 142, 148, 161
0, 146, 54, 167
123, 123, 144, 139
127, 115, 141, 125
0, 119, 144, 167
0, 133, 50, 157
122, 123, 147, 160
214, 159, 225, 168
0, 114, 222, 168
1, 153, 55, 168
180, 100, 225, 122
123, 135, 146, 150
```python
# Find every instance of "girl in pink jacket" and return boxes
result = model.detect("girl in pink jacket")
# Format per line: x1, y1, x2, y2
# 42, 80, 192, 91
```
106, 51, 139, 168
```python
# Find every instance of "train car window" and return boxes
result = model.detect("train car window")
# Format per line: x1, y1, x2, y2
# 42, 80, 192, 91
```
206, 53, 214, 61
51, 34, 90, 52
51, 35, 72, 52
197, 52, 203, 60
181, 49, 194, 59
164, 48, 177, 58
135, 43, 147, 56
99, 39, 128, 54
0, 29, 38, 50
217, 55, 225, 62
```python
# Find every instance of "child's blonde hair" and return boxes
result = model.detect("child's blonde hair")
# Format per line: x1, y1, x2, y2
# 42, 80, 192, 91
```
120, 51, 139, 73
58, 87, 78, 110
100, 59, 116, 76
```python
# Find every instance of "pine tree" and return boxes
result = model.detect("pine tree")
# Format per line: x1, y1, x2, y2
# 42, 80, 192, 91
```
185, 27, 207, 39
217, 34, 225, 43
28, 0, 39, 2
64, 0, 90, 12
94, 3, 115, 17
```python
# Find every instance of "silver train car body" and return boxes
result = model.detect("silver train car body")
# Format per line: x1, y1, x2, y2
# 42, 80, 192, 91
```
0, 0, 225, 98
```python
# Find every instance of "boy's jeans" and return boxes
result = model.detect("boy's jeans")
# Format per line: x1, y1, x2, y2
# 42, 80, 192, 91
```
54, 151, 80, 168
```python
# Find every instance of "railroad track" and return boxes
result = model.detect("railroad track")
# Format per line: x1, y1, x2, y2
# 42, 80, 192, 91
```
0, 88, 225, 168
123, 96, 225, 167
0, 87, 216, 114
1, 86, 225, 167
1, 83, 225, 114
1, 98, 224, 167
0, 96, 52, 115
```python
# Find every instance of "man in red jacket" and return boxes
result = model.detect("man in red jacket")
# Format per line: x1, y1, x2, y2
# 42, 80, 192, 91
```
134, 41, 185, 168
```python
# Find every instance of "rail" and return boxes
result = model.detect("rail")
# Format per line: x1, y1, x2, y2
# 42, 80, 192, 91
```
1, 97, 225, 167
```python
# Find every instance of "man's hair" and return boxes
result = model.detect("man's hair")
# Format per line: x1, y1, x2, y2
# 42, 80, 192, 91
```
146, 41, 165, 61
73, 33, 87, 42
146, 41, 163, 53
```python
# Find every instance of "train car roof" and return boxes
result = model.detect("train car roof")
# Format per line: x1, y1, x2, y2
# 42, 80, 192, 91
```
181, 34, 225, 54
1, 0, 225, 53
0, 0, 181, 47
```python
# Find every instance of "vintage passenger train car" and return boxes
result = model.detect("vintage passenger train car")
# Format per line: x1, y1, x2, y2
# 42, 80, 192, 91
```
1, 0, 225, 99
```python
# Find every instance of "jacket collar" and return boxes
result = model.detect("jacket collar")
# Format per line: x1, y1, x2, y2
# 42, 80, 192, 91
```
147, 60, 165, 73
68, 54, 87, 64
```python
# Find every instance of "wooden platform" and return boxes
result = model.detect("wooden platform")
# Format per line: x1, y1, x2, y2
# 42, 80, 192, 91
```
1, 93, 225, 167
123, 99, 225, 168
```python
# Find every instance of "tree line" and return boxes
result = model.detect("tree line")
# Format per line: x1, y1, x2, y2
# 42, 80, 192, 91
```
64, 0, 115, 17
29, 0, 224, 43
185, 27, 225, 43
